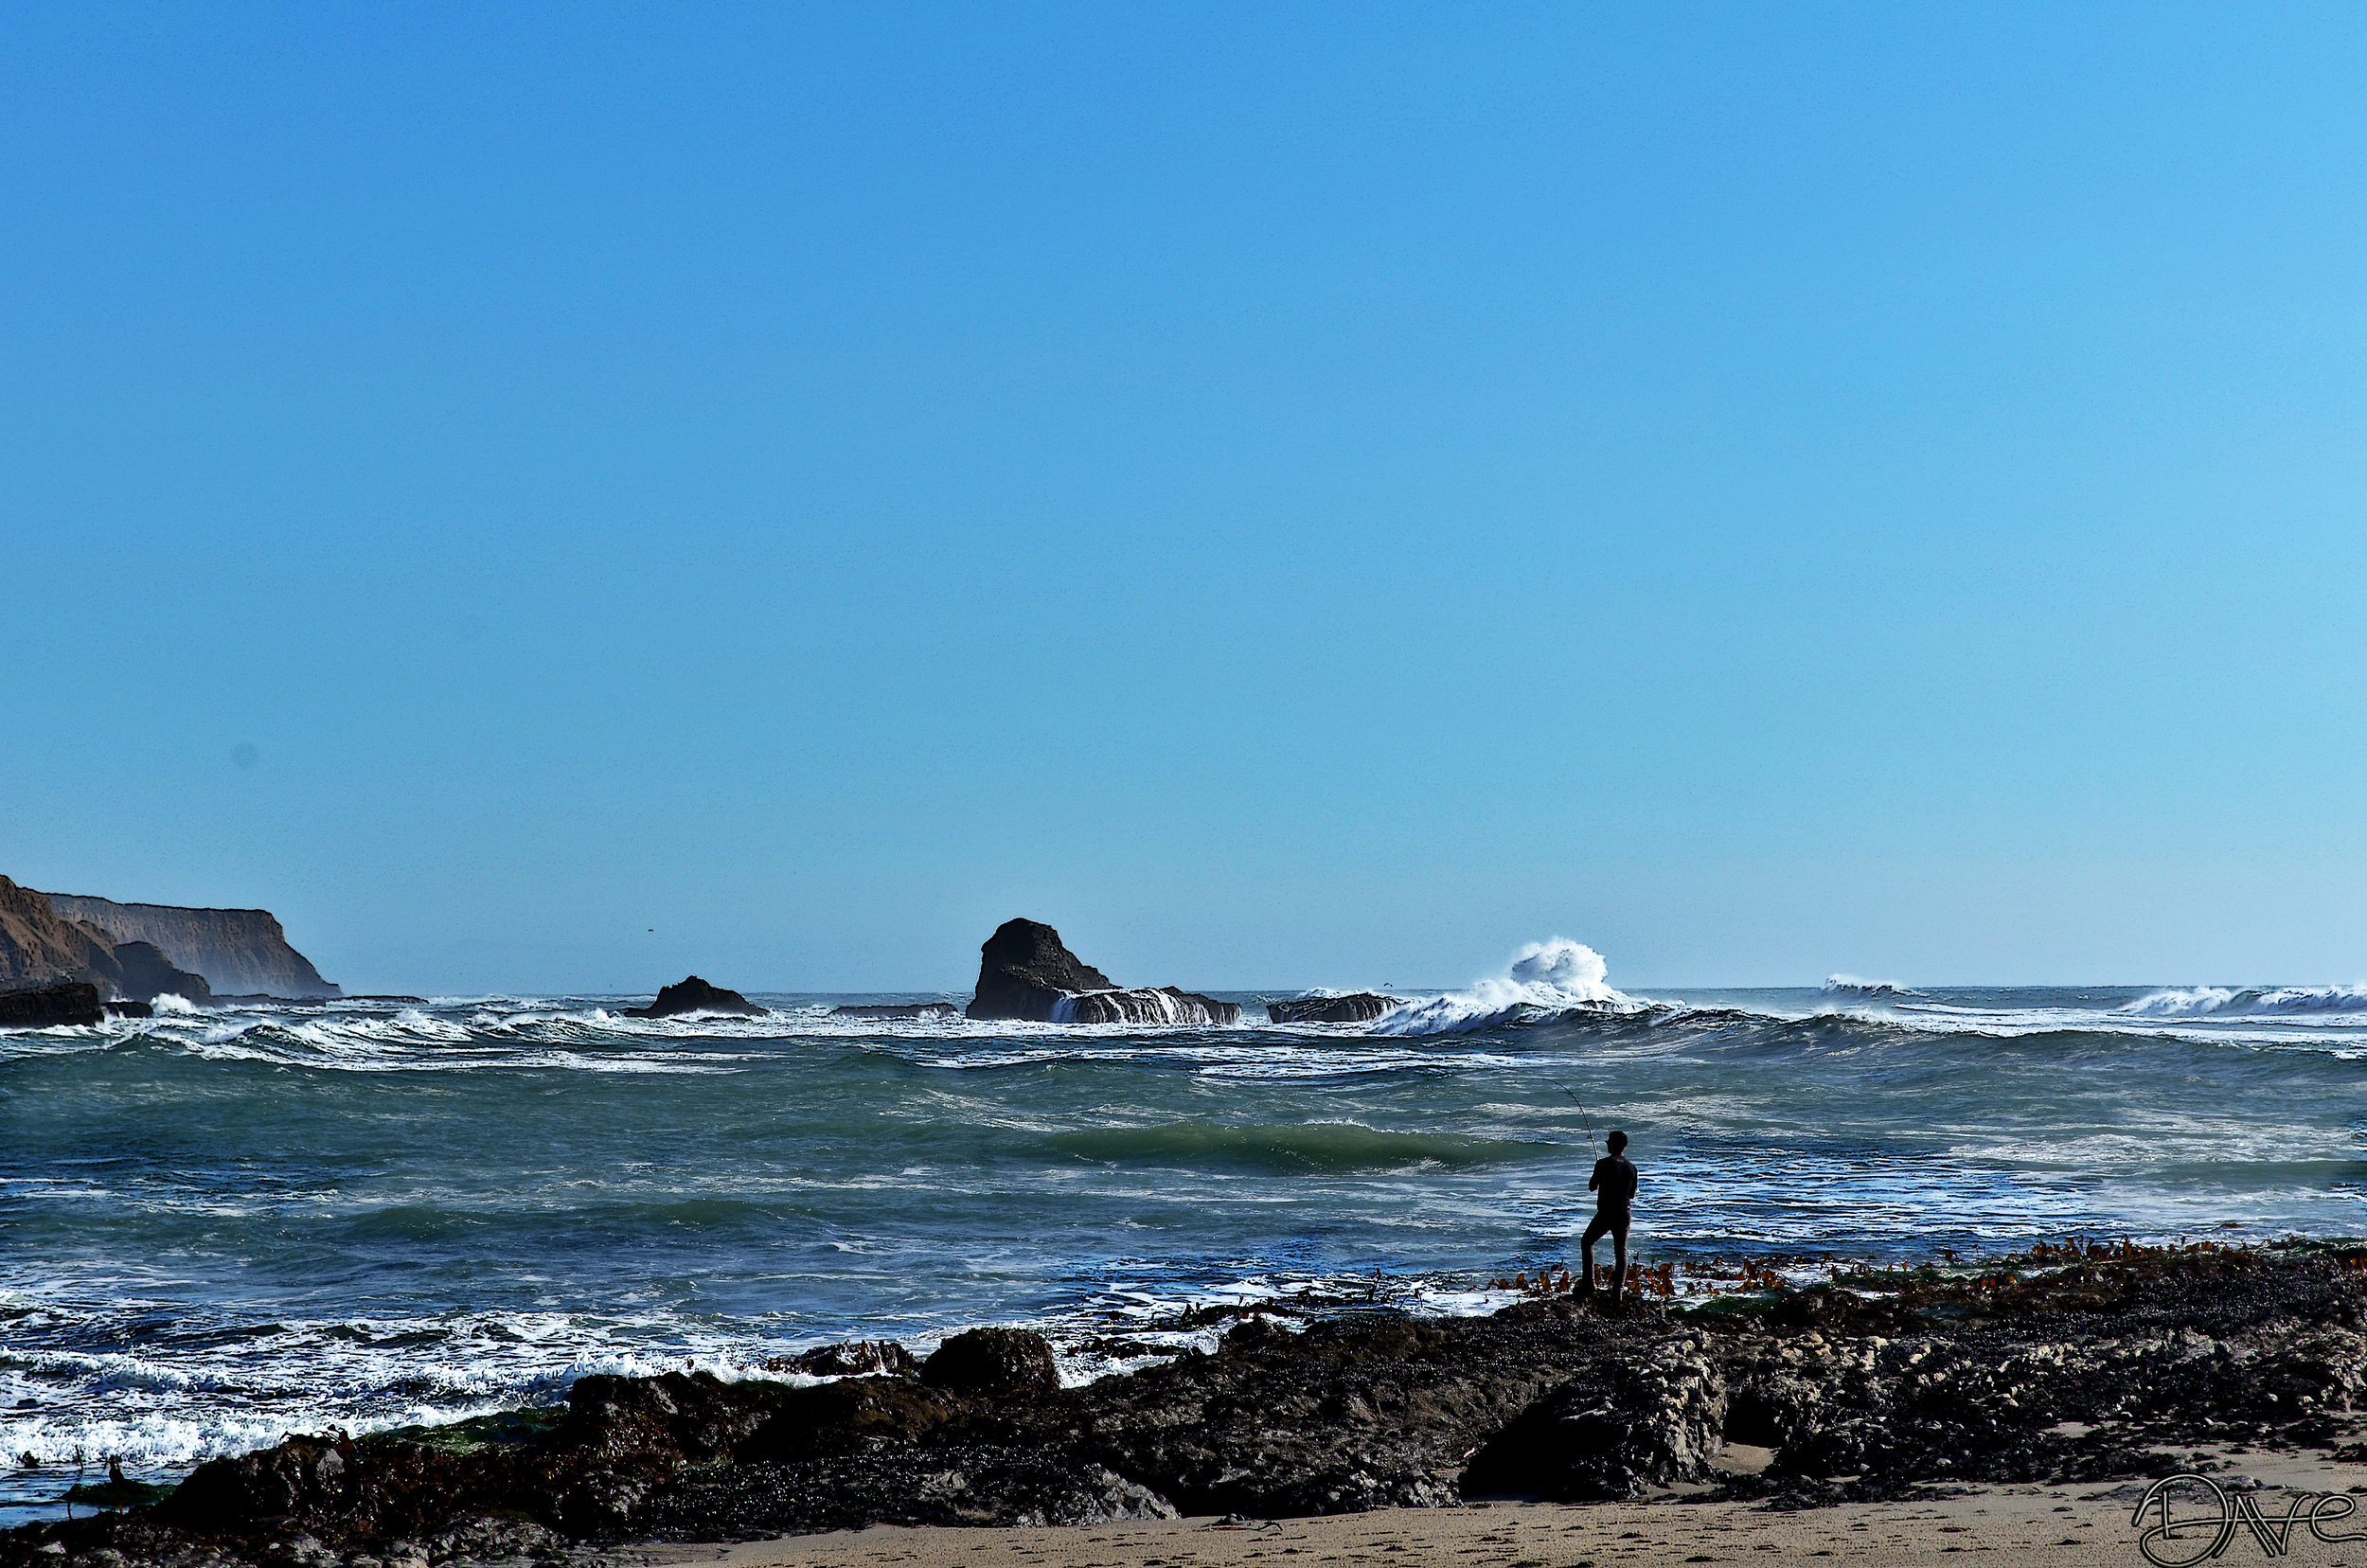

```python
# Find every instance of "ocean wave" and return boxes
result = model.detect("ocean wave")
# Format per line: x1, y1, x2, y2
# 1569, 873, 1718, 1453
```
2121, 984, 2367, 1018
1369, 937, 1639, 1036
1822, 974, 1913, 998
1048, 1120, 1557, 1174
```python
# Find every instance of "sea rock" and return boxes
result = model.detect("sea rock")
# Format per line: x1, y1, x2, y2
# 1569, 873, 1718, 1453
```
109, 940, 213, 1004
0, 981, 105, 1028
829, 1002, 959, 1020
1266, 993, 1404, 1025
921, 1328, 1061, 1398
38, 890, 336, 997
772, 1339, 922, 1378
623, 975, 764, 1018
1057, 987, 1243, 1025
965, 919, 1240, 1025
965, 918, 1119, 1021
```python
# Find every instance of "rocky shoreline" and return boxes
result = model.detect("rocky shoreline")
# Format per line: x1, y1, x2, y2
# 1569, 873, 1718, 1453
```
9, 1241, 2366, 1568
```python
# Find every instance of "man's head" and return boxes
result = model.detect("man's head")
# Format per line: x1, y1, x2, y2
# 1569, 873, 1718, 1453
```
1608, 1130, 1628, 1153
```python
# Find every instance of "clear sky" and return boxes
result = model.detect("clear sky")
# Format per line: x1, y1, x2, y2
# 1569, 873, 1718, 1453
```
5, 3, 2364, 994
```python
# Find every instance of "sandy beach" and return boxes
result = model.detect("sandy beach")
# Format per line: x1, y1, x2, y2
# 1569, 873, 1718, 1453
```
624, 1446, 2367, 1568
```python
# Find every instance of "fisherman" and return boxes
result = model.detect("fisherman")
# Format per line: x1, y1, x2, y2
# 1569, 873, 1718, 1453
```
1581, 1130, 1639, 1301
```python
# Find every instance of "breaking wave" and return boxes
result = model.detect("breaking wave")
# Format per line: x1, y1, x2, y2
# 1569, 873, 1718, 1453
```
1822, 974, 1913, 998
2121, 984, 2367, 1019
1370, 937, 1638, 1037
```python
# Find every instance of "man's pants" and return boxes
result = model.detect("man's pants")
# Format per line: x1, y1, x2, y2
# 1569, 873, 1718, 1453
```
1581, 1208, 1631, 1296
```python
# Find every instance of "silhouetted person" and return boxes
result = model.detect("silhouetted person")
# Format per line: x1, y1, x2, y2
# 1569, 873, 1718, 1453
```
1582, 1130, 1638, 1300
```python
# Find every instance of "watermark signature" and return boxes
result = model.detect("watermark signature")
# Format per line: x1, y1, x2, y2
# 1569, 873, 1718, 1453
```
2131, 1474, 2367, 1566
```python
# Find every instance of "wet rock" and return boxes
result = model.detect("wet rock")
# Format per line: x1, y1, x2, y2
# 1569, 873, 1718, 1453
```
921, 1328, 1060, 1398
770, 1339, 920, 1378
0, 982, 103, 1029
1057, 988, 1241, 1025
620, 977, 762, 1019
1266, 993, 1404, 1025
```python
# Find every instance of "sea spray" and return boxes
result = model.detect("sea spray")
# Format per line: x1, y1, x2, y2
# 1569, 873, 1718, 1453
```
1370, 936, 1638, 1036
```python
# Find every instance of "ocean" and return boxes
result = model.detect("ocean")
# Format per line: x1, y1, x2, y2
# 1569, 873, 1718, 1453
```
6, 954, 2365, 1523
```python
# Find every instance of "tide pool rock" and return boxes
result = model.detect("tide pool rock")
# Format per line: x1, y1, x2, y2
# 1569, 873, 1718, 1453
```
1267, 993, 1404, 1025
624, 976, 764, 1018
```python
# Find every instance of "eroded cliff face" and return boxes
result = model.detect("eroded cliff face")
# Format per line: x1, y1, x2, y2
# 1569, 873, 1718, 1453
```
37, 892, 339, 997
0, 878, 116, 989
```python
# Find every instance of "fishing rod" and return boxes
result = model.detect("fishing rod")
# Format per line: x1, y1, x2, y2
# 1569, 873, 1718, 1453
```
1558, 1084, 1601, 1155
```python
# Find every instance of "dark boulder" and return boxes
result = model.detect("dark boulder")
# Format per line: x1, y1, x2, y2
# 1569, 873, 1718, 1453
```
1458, 1336, 1729, 1500
921, 1327, 1061, 1398
966, 919, 1240, 1025
624, 976, 764, 1018
830, 1002, 959, 1020
111, 939, 213, 1004
1267, 993, 1404, 1025
1059, 987, 1242, 1025
0, 981, 104, 1028
965, 919, 1117, 1021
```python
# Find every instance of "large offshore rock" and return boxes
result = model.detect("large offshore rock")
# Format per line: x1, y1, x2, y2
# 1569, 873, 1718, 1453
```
1267, 992, 1404, 1025
0, 980, 106, 1028
623, 975, 764, 1018
966, 919, 1240, 1024
39, 889, 337, 996
965, 918, 1118, 1021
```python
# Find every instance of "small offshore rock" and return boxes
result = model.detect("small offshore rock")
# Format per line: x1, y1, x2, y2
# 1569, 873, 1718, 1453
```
621, 976, 763, 1019
921, 1328, 1060, 1397
1266, 993, 1404, 1025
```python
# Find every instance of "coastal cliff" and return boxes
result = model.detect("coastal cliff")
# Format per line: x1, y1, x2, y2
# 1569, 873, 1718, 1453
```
0, 877, 116, 989
39, 892, 340, 997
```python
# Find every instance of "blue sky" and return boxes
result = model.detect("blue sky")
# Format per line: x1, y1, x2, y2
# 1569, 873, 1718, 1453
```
5, 3, 2363, 993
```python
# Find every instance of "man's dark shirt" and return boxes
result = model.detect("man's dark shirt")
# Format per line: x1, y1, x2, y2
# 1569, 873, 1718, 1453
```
1590, 1152, 1638, 1213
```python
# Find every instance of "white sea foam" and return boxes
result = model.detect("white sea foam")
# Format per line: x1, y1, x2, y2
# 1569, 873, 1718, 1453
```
1370, 937, 1637, 1036
2122, 984, 2367, 1018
